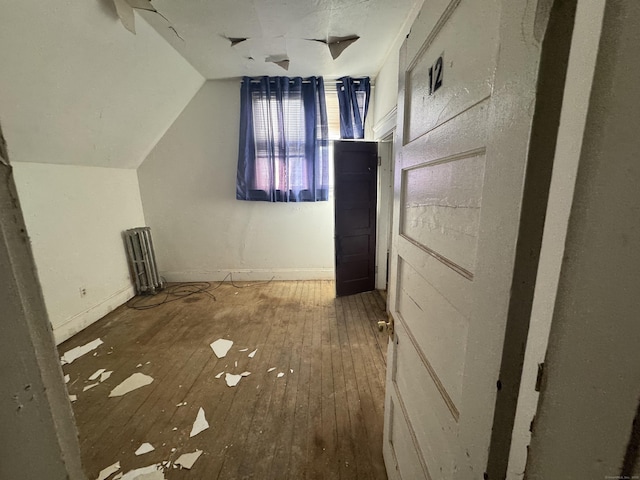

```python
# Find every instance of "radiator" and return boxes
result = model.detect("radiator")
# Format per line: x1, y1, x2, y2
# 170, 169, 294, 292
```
124, 227, 164, 295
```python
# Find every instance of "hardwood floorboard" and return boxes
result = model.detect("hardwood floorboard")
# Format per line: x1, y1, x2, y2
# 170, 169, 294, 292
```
333, 288, 364, 479
287, 281, 314, 479
337, 294, 379, 479
204, 280, 291, 478
239, 280, 299, 478
267, 280, 307, 478
231, 280, 290, 479
349, 294, 388, 478
304, 280, 325, 479
214, 279, 282, 479
59, 281, 388, 480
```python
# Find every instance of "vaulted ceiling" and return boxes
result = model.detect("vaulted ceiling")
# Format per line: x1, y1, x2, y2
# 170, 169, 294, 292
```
138, 0, 422, 79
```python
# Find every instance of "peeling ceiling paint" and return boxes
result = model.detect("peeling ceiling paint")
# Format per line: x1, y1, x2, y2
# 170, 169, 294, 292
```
138, 0, 424, 79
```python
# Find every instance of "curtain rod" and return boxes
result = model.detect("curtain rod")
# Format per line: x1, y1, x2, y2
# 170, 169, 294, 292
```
245, 77, 369, 85
244, 79, 372, 93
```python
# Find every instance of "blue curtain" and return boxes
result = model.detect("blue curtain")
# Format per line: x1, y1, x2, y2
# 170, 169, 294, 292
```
236, 76, 329, 202
336, 76, 371, 139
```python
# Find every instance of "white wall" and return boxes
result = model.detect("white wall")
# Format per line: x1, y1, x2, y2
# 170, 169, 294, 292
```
373, 53, 402, 130
371, 0, 423, 131
138, 80, 335, 282
13, 163, 146, 344
0, 0, 204, 169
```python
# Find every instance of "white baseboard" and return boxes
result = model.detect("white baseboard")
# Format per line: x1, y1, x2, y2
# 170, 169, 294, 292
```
162, 268, 335, 283
53, 285, 135, 345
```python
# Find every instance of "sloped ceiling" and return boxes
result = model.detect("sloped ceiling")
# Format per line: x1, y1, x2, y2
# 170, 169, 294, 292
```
139, 0, 423, 79
0, 1, 204, 169
0, 0, 422, 169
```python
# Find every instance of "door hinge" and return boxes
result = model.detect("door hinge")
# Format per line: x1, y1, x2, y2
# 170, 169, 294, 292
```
378, 156, 382, 166
535, 362, 544, 392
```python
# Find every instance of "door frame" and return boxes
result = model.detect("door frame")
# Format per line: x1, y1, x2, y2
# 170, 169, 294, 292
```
508, 1, 619, 476
372, 106, 397, 294
374, 132, 395, 292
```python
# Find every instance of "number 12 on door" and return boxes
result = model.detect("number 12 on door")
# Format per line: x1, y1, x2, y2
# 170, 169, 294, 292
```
428, 54, 444, 95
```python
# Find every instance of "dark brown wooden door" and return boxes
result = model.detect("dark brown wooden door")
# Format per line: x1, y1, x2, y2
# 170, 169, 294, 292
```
334, 141, 378, 297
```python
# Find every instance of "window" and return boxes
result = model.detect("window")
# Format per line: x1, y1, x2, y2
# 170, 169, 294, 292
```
325, 88, 341, 140
236, 76, 329, 202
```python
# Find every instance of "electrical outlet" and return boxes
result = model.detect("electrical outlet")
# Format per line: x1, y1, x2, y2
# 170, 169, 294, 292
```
79, 287, 87, 297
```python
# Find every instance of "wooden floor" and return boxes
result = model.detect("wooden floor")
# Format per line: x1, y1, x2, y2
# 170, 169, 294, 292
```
60, 280, 389, 480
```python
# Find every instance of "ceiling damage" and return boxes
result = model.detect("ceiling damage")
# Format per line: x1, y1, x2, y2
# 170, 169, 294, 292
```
111, 0, 422, 79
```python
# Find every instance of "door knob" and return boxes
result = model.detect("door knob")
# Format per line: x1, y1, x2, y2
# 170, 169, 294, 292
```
377, 315, 395, 339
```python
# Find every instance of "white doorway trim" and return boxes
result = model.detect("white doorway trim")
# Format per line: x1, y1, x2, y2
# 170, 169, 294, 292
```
373, 108, 397, 292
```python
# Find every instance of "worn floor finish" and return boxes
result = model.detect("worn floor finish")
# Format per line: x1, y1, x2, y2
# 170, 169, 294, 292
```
59, 280, 389, 480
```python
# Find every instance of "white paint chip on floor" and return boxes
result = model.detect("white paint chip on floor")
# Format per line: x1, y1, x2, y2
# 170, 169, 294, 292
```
60, 338, 103, 365
267, 367, 276, 373
215, 371, 224, 379
239, 348, 248, 352
69, 394, 77, 402
277, 372, 285, 378
174, 450, 203, 470
64, 374, 70, 383
176, 402, 187, 407
225, 373, 242, 387
248, 349, 257, 358
210, 339, 233, 358
89, 368, 107, 381
96, 461, 120, 480
290, 369, 294, 374
109, 373, 154, 397
240, 371, 251, 377
100, 371, 113, 382
136, 364, 143, 368
135, 443, 155, 455
83, 383, 99, 392
189, 407, 209, 437
118, 464, 164, 480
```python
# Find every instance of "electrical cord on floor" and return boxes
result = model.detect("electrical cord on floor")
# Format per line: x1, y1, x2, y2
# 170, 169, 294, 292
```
126, 282, 216, 310
126, 273, 275, 310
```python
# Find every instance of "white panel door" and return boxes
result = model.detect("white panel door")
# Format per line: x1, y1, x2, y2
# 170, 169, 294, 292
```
383, 0, 549, 478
